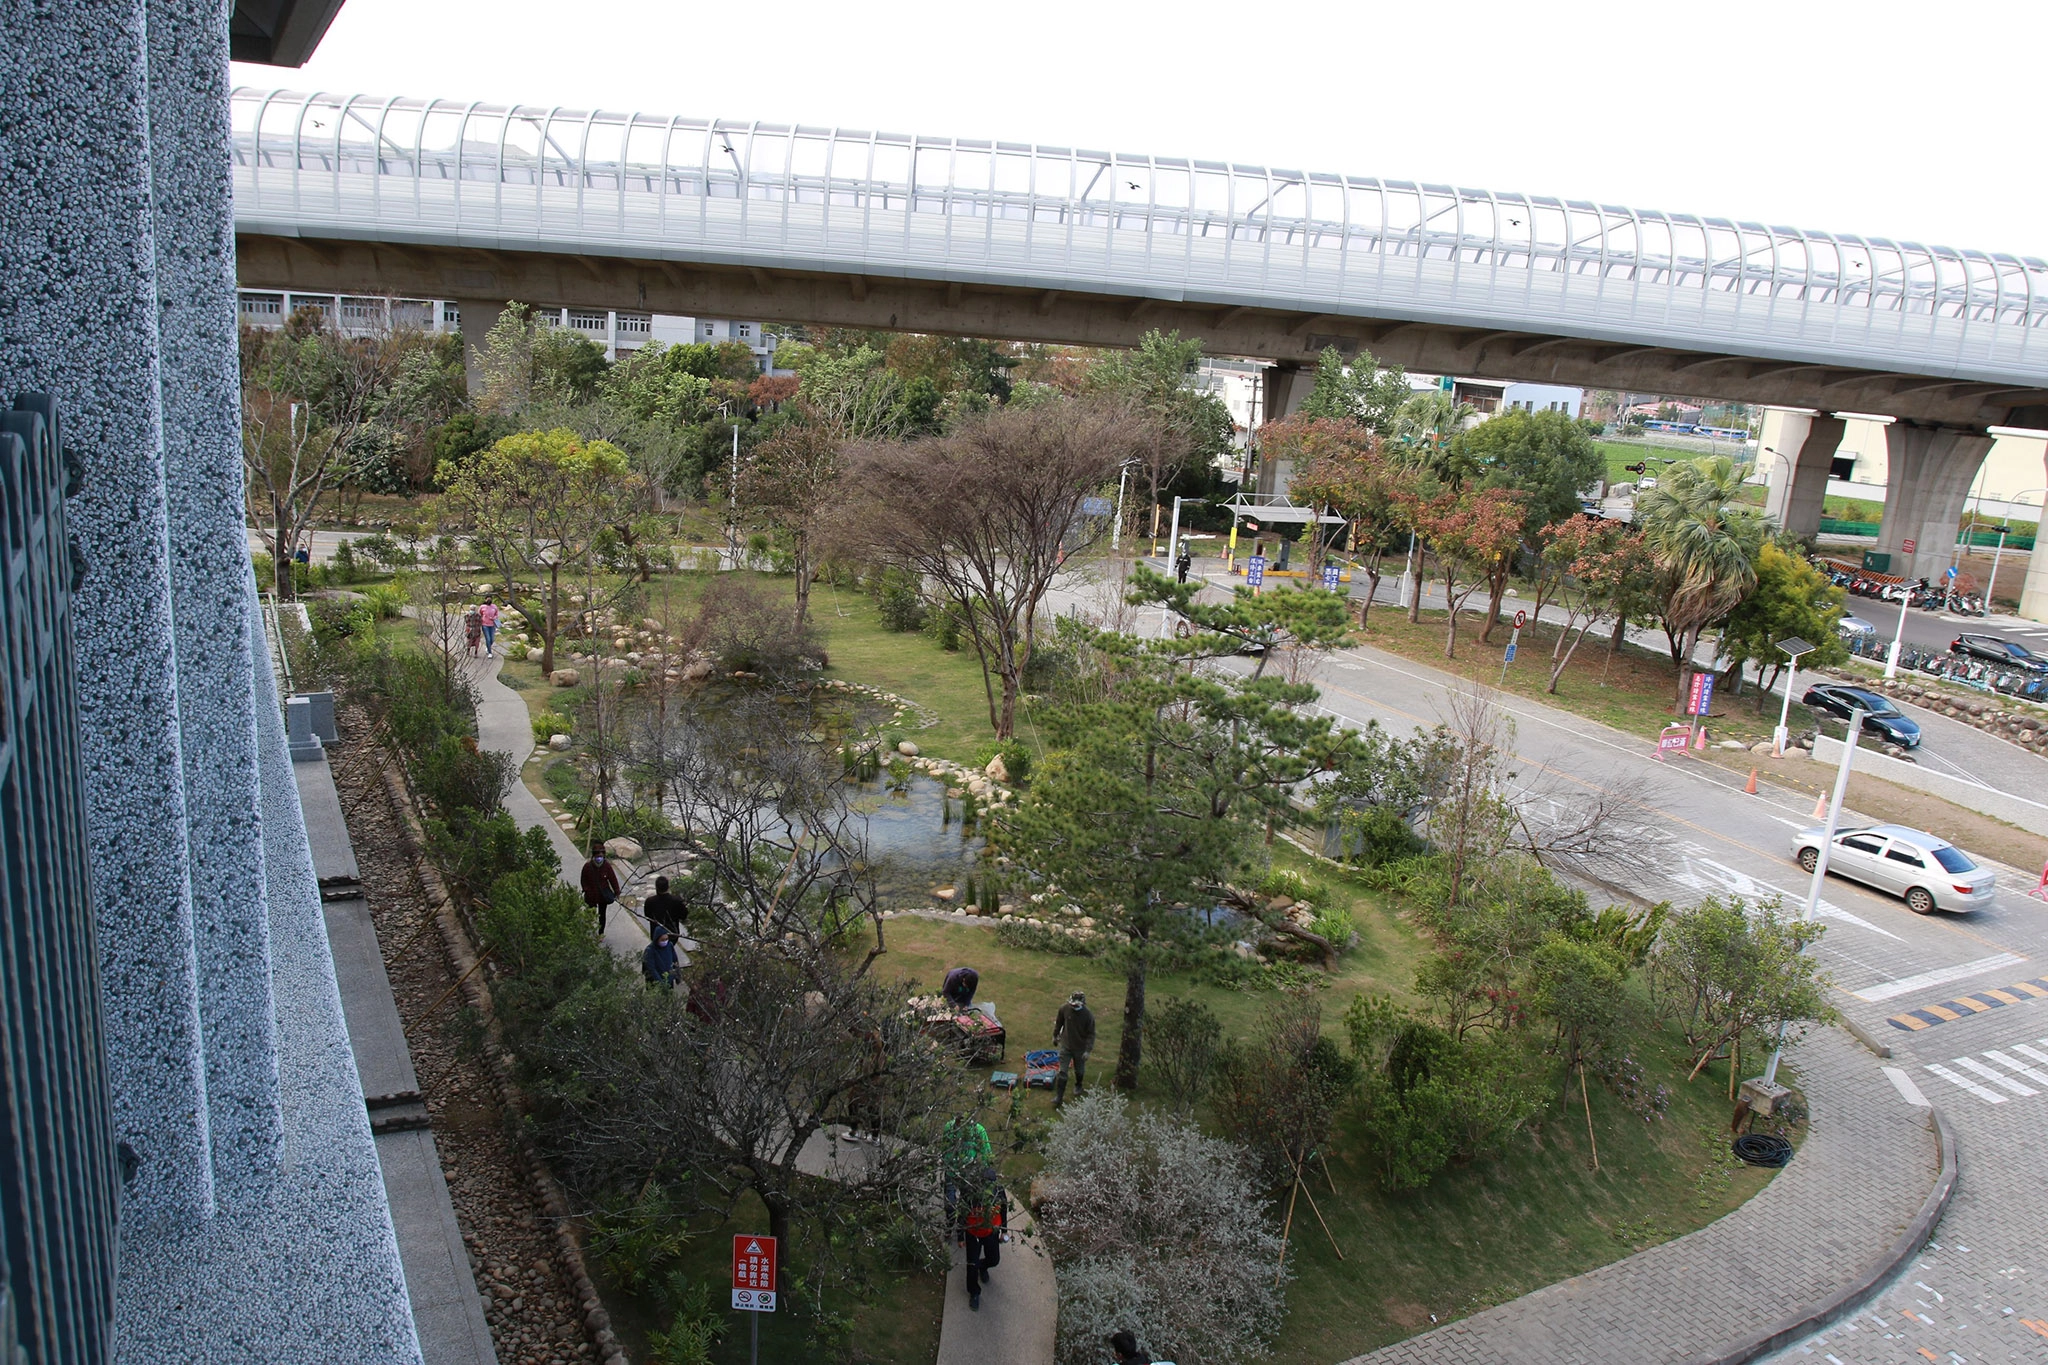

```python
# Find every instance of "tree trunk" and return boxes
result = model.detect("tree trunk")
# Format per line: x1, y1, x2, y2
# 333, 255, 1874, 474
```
1359, 568, 1379, 627
1115, 948, 1148, 1092
1608, 613, 1626, 653
273, 507, 294, 600
1407, 547, 1425, 624
1442, 578, 1460, 657
1480, 572, 1508, 644
792, 533, 812, 626
764, 1190, 791, 1259
540, 561, 561, 676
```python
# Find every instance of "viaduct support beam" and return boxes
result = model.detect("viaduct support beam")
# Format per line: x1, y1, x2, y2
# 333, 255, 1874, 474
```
1262, 361, 1314, 423
1765, 411, 1845, 540
2017, 450, 2048, 622
455, 297, 511, 397
1873, 422, 1993, 584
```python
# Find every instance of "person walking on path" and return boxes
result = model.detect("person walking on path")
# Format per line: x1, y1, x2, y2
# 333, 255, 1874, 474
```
463, 606, 482, 658
478, 597, 500, 657
641, 927, 681, 989
580, 842, 621, 936
1175, 546, 1192, 585
960, 1165, 1009, 1313
941, 1113, 993, 1233
643, 874, 688, 938
1052, 991, 1095, 1107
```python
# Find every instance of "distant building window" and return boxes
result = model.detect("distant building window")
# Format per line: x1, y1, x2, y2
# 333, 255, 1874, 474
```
443, 302, 463, 329
738, 323, 752, 339
567, 310, 608, 333
617, 312, 651, 334
239, 292, 284, 323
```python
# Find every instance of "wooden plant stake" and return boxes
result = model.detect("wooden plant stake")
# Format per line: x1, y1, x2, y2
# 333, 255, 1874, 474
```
1579, 1064, 1600, 1173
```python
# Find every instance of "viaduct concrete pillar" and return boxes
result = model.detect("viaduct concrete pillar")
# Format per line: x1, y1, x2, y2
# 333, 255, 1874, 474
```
456, 297, 510, 397
2016, 448, 2048, 622
1873, 422, 1993, 583
1261, 361, 1315, 424
1764, 411, 1844, 540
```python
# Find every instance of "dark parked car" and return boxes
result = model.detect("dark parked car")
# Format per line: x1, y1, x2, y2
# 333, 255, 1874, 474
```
1800, 683, 1922, 749
1950, 633, 2048, 672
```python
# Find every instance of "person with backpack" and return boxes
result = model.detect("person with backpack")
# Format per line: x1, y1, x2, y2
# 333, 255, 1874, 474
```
960, 1164, 1008, 1312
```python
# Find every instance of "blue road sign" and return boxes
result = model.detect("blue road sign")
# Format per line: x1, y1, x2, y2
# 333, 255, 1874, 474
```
1322, 565, 1340, 591
1503, 642, 1517, 662
1080, 496, 1112, 517
1247, 554, 1266, 587
1946, 566, 1958, 580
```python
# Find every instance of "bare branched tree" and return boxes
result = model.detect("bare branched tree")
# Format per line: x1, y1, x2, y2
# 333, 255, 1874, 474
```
833, 397, 1156, 738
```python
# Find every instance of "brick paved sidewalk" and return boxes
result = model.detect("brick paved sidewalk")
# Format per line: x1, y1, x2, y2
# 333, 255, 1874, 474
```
1343, 1027, 1936, 1365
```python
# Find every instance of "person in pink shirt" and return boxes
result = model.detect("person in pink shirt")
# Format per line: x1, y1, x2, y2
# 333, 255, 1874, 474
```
478, 598, 501, 656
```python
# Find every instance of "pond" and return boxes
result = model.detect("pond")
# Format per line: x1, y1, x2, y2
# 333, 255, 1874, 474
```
852, 772, 990, 909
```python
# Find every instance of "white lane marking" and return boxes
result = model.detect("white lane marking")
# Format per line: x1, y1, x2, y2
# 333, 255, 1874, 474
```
1882, 1065, 1931, 1107
2013, 1043, 2048, 1067
1984, 1050, 2048, 1086
1667, 853, 1904, 940
1855, 952, 2029, 1002
1773, 816, 1807, 831
1925, 1063, 2007, 1103
1954, 1056, 2036, 1095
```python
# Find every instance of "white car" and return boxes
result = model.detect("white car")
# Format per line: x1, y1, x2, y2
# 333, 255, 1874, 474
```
1790, 823, 1995, 915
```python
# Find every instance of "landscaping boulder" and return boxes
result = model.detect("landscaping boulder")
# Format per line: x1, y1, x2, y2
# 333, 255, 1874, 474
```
985, 753, 1010, 783
547, 733, 571, 752
897, 740, 920, 756
549, 668, 580, 687
603, 836, 643, 861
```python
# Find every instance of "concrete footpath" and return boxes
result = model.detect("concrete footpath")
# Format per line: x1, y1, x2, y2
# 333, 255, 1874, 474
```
299, 752, 499, 1365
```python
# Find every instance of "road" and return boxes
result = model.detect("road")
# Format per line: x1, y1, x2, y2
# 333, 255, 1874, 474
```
1056, 557, 2048, 1362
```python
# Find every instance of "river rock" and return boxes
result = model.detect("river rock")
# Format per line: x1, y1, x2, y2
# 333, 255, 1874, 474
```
547, 733, 571, 751
549, 668, 580, 687
985, 753, 1009, 783
897, 740, 920, 756
604, 836, 643, 860
933, 886, 956, 901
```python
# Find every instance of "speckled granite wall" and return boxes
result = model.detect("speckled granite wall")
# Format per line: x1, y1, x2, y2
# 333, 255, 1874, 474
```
0, 0, 215, 1226
148, 0, 286, 1210
2, 0, 426, 1357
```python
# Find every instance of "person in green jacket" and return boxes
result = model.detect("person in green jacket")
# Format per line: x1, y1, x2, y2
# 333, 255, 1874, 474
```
942, 1113, 993, 1237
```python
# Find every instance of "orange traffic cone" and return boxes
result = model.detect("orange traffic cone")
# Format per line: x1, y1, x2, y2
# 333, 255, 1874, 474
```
1811, 792, 1828, 820
1744, 768, 1758, 795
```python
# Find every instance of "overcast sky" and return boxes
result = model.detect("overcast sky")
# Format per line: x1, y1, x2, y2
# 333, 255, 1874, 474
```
239, 0, 2048, 259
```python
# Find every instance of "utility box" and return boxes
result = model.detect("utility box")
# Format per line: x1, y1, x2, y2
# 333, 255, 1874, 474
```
1739, 1077, 1792, 1117
1861, 551, 1892, 573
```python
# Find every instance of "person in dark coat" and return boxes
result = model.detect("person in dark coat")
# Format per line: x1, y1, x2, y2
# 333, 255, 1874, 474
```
960, 1165, 1008, 1312
1174, 547, 1192, 584
1107, 1329, 1151, 1364
643, 875, 688, 937
1052, 990, 1096, 1106
580, 842, 620, 935
941, 965, 979, 1011
641, 927, 681, 988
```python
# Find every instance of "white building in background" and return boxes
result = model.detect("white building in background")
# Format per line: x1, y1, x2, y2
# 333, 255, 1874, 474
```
1193, 357, 1263, 447
235, 289, 782, 370
1757, 407, 2048, 523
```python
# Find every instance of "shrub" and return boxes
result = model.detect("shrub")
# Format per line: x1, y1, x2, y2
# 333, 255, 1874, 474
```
696, 576, 825, 676
362, 583, 407, 620
1342, 805, 1427, 867
994, 919, 1104, 957
1146, 997, 1223, 1114
1347, 1016, 1542, 1191
1307, 904, 1356, 952
531, 709, 571, 746
1211, 995, 1357, 1185
973, 738, 1032, 782
878, 585, 928, 633
309, 596, 373, 644
1038, 1094, 1285, 1365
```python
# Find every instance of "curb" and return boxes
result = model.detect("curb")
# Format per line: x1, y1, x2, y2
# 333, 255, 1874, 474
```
1839, 1015, 1893, 1060
378, 759, 632, 1365
1682, 1102, 1956, 1365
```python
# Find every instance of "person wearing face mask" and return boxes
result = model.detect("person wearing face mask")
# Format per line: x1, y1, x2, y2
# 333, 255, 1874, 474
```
641, 926, 682, 988
580, 841, 621, 936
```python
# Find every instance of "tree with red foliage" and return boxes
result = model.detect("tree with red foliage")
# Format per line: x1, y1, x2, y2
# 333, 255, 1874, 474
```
1535, 520, 1655, 693
1277, 416, 1402, 619
1404, 486, 1525, 658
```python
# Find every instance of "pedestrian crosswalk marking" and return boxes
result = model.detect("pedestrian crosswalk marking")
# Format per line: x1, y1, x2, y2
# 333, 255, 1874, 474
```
1887, 976, 2048, 1031
1925, 1063, 2008, 1103
2014, 1043, 2048, 1067
1983, 1050, 2048, 1086
1952, 1057, 2035, 1095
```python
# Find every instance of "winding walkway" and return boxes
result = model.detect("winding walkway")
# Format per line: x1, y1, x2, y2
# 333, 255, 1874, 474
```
466, 653, 1057, 1363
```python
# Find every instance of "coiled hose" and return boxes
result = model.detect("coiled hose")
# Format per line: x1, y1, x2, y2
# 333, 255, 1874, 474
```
1732, 1134, 1794, 1168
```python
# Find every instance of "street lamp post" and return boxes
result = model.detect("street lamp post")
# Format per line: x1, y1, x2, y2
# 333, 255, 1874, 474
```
1112, 461, 1132, 552
1164, 494, 1195, 574
1985, 486, 2045, 616
1882, 576, 1914, 680
1763, 707, 1864, 1086
1758, 446, 1791, 524
1773, 635, 1816, 756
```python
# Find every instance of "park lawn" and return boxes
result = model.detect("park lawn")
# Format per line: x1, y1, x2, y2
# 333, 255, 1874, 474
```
878, 846, 1790, 1361
807, 582, 1012, 767
1346, 603, 1820, 752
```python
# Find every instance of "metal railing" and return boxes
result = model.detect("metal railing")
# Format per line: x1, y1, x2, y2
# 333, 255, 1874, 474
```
229, 88, 2048, 387
0, 395, 120, 1365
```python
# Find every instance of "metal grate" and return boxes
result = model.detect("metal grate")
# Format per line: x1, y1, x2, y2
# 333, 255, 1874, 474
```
0, 396, 118, 1365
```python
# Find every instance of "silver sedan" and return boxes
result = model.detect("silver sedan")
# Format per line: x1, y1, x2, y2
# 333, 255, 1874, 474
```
1790, 824, 1996, 915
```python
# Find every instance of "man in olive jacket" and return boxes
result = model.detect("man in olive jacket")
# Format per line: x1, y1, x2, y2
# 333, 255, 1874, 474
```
1052, 990, 1095, 1106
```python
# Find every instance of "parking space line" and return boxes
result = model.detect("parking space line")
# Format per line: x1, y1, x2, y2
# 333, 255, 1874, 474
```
1925, 1063, 2007, 1103
1953, 1056, 2036, 1095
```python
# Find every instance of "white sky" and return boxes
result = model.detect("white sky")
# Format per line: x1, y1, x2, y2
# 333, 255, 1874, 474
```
240, 0, 2048, 258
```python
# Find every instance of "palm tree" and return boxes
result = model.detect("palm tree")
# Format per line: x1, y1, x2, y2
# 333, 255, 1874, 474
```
1393, 390, 1478, 485
1634, 456, 1767, 709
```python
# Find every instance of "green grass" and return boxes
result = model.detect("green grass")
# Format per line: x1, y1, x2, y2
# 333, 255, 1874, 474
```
877, 841, 1792, 1361
808, 583, 1011, 766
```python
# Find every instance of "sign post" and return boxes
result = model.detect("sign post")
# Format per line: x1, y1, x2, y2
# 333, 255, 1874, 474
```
1498, 611, 1525, 686
733, 1234, 778, 1365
